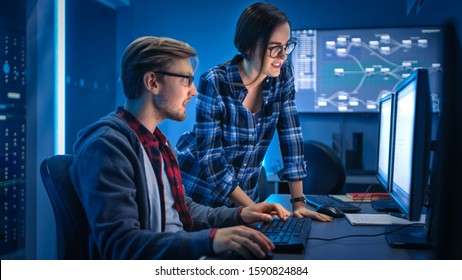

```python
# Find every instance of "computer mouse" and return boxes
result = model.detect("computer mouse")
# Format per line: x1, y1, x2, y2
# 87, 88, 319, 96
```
220, 250, 274, 260
316, 205, 345, 218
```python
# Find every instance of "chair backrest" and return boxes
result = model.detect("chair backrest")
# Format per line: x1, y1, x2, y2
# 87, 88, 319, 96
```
303, 140, 346, 195
40, 154, 89, 259
257, 166, 268, 201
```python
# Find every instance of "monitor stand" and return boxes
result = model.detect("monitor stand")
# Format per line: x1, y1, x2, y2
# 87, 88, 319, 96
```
371, 199, 400, 212
385, 225, 432, 249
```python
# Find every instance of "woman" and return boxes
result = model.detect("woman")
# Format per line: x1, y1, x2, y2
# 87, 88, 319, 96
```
176, 2, 331, 221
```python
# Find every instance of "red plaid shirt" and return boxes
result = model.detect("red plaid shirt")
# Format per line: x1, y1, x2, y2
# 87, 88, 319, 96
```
117, 107, 193, 231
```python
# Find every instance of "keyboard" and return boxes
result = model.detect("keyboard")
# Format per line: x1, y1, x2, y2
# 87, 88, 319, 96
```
257, 216, 311, 253
305, 194, 361, 213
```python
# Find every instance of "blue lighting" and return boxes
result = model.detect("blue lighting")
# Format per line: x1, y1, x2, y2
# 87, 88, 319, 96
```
55, 0, 65, 154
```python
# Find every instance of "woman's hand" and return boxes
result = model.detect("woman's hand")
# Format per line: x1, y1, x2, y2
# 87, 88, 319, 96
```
292, 202, 332, 222
240, 202, 292, 224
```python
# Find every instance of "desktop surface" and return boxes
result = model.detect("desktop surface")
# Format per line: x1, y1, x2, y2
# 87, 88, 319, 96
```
265, 194, 434, 260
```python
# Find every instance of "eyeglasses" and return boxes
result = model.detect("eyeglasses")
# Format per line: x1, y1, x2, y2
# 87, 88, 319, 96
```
155, 71, 195, 87
266, 40, 297, 58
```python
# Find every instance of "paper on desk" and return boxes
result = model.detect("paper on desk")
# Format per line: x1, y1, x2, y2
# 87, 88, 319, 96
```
330, 195, 358, 203
345, 213, 426, 226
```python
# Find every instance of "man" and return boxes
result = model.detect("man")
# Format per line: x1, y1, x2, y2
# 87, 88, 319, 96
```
70, 36, 290, 259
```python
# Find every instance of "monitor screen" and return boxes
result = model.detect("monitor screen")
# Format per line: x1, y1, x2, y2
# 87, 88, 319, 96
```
291, 26, 443, 113
376, 92, 395, 191
389, 68, 432, 222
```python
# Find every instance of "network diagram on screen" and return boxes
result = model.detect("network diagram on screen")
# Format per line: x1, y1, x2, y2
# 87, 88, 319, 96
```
291, 26, 443, 113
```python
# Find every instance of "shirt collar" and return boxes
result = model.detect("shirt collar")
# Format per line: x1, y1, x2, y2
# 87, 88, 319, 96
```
117, 106, 165, 147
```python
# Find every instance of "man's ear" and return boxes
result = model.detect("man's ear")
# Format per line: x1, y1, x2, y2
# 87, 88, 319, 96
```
144, 72, 159, 94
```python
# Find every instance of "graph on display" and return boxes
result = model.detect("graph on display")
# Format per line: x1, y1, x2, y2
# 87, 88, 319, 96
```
291, 26, 443, 113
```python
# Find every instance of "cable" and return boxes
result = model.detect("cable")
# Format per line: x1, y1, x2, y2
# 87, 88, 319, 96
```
308, 223, 426, 241
352, 184, 374, 209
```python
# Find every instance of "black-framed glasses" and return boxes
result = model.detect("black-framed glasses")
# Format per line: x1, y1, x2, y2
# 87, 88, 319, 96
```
155, 71, 195, 87
267, 40, 297, 58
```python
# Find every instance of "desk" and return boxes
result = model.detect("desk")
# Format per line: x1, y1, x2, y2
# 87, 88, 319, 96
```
265, 194, 434, 260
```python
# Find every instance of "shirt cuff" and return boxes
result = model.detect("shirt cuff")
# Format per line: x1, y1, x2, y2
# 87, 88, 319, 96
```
209, 228, 218, 254
237, 206, 245, 225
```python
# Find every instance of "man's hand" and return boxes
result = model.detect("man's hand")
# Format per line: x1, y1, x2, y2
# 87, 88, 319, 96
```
213, 226, 274, 259
240, 202, 292, 224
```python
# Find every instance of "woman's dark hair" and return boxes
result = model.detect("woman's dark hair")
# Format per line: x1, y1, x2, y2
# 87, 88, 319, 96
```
234, 2, 290, 84
121, 36, 196, 99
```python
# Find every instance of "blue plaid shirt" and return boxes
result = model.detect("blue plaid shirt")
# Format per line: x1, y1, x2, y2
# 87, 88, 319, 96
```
176, 54, 307, 207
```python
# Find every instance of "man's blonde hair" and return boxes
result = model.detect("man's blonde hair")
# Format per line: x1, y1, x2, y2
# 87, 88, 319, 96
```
121, 36, 197, 99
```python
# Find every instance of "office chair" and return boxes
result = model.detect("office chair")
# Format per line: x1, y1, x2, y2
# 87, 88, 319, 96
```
303, 140, 346, 195
40, 154, 89, 259
257, 166, 268, 201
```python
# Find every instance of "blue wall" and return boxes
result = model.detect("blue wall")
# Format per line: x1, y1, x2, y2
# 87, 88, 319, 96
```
65, 0, 117, 153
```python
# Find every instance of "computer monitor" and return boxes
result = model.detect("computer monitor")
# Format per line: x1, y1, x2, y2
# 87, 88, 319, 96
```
428, 22, 462, 258
376, 92, 395, 191
291, 26, 443, 113
371, 92, 401, 212
385, 68, 433, 249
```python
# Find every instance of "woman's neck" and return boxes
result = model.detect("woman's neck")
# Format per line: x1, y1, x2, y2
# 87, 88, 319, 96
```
239, 58, 266, 87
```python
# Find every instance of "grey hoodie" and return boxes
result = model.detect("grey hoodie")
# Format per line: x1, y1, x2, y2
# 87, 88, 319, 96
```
70, 110, 240, 259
